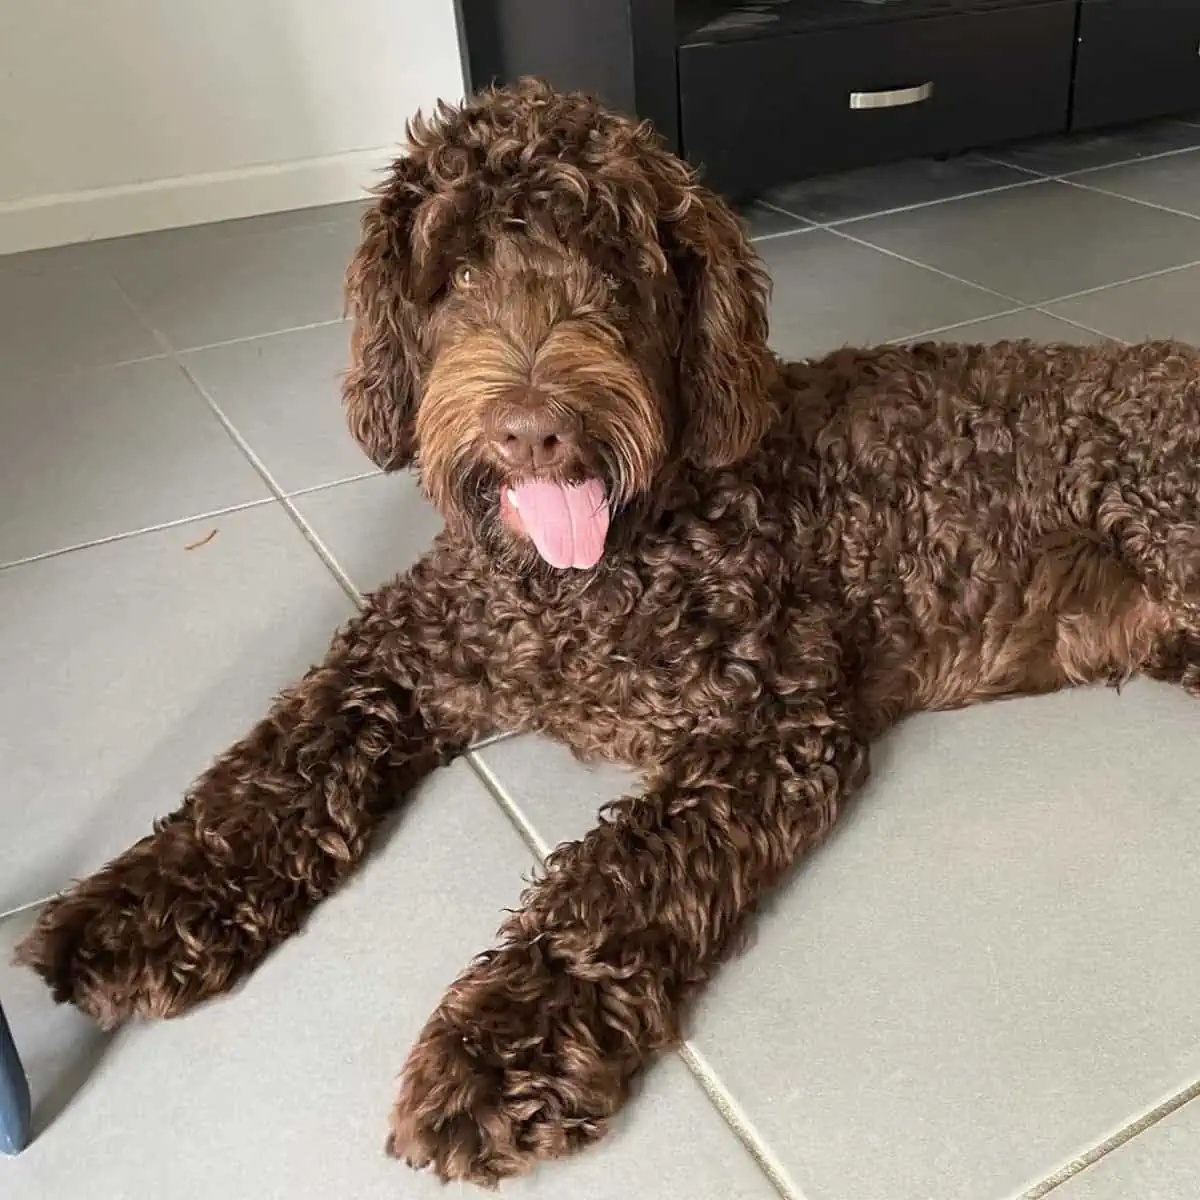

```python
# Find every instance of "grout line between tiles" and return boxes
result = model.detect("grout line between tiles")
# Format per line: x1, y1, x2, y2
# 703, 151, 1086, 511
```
978, 138, 1200, 182
1018, 1077, 1200, 1199
895, 304, 1126, 345
0, 476, 385, 574
760, 167, 1200, 315
756, 199, 823, 228
468, 729, 518, 752
974, 153, 1049, 179
5, 349, 170, 388
760, 140, 1200, 238
826, 174, 1045, 226
1031, 307, 1126, 343
1060, 141, 1200, 181
88, 231, 348, 358
283, 470, 383, 499
109, 260, 167, 347
277, 495, 366, 605
1034, 255, 1200, 307
173, 316, 348, 357
890, 304, 1031, 343
1059, 175, 1200, 225
466, 752, 801, 1200
823, 225, 1027, 306
0, 496, 277, 572
180, 353, 365, 606
759, 174, 1044, 232
106, 271, 369, 606
465, 751, 552, 860
750, 224, 817, 245
676, 1042, 805, 1199
0, 896, 52, 925
823, 218, 1200, 313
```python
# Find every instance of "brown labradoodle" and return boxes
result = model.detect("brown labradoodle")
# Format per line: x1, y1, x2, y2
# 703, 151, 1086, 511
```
16, 79, 1200, 1185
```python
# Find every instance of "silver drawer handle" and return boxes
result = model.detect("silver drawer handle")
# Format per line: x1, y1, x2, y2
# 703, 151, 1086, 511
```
849, 82, 934, 110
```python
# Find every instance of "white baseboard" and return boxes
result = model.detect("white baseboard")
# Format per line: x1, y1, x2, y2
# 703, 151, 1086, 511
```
0, 146, 398, 255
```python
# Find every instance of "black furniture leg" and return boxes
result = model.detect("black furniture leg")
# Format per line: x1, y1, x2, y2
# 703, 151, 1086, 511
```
0, 1000, 31, 1155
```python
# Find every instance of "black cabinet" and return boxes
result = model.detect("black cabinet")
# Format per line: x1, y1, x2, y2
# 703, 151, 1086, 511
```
1073, 1, 1200, 130
453, 0, 681, 150
454, 0, 1200, 199
679, 2, 1075, 197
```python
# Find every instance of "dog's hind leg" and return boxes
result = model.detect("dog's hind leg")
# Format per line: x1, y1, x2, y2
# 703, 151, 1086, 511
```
15, 570, 475, 1029
388, 702, 869, 1185
1087, 480, 1200, 693
1022, 529, 1172, 689
1095, 475, 1200, 609
1147, 627, 1200, 697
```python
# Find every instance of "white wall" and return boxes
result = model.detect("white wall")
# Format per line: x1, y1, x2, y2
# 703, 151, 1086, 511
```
0, 0, 463, 252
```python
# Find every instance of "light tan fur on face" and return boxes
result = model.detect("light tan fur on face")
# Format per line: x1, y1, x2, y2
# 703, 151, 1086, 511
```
416, 266, 666, 519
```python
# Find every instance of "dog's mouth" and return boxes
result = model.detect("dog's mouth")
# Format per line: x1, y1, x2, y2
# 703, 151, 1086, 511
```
499, 477, 611, 570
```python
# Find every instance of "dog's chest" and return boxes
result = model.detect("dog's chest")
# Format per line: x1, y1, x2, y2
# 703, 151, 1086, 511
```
485, 539, 827, 760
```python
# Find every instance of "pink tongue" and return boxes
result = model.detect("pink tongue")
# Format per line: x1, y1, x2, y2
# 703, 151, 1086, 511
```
510, 478, 610, 569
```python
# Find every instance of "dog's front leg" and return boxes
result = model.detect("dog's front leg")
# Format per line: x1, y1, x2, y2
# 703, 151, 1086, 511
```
390, 717, 869, 1186
16, 571, 475, 1029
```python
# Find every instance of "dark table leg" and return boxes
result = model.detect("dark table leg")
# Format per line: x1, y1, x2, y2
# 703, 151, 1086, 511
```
0, 1000, 31, 1155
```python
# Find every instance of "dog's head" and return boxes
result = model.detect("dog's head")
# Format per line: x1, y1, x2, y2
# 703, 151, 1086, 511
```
344, 79, 774, 571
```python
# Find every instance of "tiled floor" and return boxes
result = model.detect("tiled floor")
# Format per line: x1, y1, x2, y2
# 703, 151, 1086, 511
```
5, 119, 1200, 1199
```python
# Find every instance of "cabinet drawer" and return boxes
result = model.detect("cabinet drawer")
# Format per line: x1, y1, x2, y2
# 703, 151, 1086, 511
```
678, 2, 1075, 198
1072, 1, 1200, 130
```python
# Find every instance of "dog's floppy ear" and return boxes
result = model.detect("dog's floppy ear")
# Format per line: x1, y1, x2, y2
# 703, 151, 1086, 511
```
652, 157, 775, 470
343, 170, 425, 472
343, 138, 472, 471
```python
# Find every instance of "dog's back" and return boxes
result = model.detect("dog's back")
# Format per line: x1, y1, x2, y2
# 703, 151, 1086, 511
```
747, 338, 1200, 728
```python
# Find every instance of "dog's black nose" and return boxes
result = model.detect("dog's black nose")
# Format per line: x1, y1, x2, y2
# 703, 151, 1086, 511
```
488, 406, 578, 470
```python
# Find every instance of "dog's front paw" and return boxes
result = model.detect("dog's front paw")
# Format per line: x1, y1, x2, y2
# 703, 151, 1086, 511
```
388, 941, 628, 1185
15, 833, 253, 1029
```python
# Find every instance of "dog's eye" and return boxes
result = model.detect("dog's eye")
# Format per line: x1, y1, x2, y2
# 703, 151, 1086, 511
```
453, 264, 474, 289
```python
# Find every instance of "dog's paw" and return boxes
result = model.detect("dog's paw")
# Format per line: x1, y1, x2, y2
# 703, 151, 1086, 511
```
15, 839, 250, 1029
388, 942, 626, 1185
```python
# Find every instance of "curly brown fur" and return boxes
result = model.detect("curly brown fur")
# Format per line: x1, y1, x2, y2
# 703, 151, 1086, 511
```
17, 79, 1200, 1187
17, 588, 466, 1027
